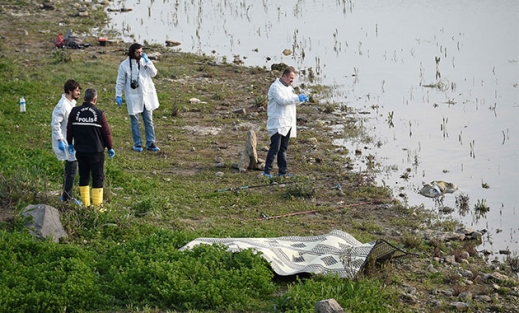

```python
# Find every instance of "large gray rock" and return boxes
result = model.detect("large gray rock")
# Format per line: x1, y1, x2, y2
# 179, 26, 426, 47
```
22, 204, 68, 243
315, 298, 345, 313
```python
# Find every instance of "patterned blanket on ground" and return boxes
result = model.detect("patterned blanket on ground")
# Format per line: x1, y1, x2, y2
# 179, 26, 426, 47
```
180, 229, 410, 278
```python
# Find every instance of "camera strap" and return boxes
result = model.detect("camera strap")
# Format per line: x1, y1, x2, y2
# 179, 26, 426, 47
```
129, 57, 140, 83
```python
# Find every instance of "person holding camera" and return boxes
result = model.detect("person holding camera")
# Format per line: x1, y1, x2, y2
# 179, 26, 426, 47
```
115, 43, 160, 152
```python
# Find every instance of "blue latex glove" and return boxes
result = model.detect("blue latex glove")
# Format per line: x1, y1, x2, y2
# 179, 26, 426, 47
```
298, 94, 309, 102
116, 96, 123, 106
58, 140, 66, 151
142, 53, 149, 63
67, 144, 75, 155
108, 149, 115, 159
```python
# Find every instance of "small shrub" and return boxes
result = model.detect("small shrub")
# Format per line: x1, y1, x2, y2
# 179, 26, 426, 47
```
506, 254, 519, 273
461, 241, 479, 257
132, 196, 158, 216
443, 271, 462, 285
254, 94, 267, 108
429, 238, 447, 257
213, 89, 225, 100
323, 104, 336, 113
273, 275, 401, 313
474, 199, 490, 214
51, 49, 72, 63
455, 192, 470, 216
400, 231, 423, 249
452, 284, 470, 296
284, 181, 316, 199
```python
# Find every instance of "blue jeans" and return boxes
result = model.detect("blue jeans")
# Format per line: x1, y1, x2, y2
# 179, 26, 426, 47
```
130, 107, 155, 148
264, 129, 291, 175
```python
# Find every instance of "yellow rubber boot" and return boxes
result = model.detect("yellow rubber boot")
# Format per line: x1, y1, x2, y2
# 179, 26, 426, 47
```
91, 188, 103, 206
79, 186, 90, 206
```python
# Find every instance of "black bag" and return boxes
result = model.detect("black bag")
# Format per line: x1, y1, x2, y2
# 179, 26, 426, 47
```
64, 36, 83, 49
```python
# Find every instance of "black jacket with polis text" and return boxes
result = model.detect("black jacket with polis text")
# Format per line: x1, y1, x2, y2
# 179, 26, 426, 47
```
67, 102, 113, 153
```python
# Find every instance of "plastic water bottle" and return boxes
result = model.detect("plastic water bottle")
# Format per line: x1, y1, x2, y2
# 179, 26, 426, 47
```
19, 97, 26, 112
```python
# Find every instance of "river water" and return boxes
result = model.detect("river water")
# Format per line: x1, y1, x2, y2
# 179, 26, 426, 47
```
105, 0, 519, 259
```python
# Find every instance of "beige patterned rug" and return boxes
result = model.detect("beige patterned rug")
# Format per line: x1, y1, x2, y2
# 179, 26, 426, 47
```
180, 229, 410, 278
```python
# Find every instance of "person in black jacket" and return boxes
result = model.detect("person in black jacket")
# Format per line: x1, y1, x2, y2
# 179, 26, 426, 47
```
67, 88, 115, 208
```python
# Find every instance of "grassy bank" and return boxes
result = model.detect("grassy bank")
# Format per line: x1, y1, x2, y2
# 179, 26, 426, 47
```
1, 1, 518, 312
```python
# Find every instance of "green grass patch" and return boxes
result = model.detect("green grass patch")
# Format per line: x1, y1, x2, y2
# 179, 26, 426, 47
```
274, 275, 399, 313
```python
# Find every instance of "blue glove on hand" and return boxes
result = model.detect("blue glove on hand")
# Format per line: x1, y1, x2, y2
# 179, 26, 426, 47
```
116, 96, 123, 106
67, 144, 75, 155
298, 94, 309, 102
142, 53, 150, 63
108, 149, 115, 159
58, 140, 66, 151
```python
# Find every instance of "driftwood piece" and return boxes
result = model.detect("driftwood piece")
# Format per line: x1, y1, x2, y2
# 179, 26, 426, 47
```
238, 129, 264, 172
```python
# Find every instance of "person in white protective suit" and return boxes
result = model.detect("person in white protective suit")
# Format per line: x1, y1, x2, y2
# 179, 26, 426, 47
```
50, 79, 82, 203
263, 66, 309, 178
115, 43, 160, 152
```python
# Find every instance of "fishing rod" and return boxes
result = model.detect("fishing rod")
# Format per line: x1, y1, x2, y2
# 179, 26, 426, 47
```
257, 201, 376, 221
214, 180, 296, 193
214, 175, 339, 193
257, 209, 319, 220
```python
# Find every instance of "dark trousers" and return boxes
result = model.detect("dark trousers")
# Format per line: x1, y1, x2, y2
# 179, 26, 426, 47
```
76, 152, 105, 188
62, 160, 78, 201
264, 129, 291, 175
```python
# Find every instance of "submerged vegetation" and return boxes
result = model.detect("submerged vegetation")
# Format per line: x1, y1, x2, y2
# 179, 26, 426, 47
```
0, 1, 518, 312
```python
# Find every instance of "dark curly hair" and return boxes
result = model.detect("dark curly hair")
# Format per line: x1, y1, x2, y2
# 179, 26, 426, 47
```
128, 43, 143, 59
64, 79, 81, 94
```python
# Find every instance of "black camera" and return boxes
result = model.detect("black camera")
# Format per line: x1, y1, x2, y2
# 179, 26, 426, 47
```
131, 79, 139, 89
